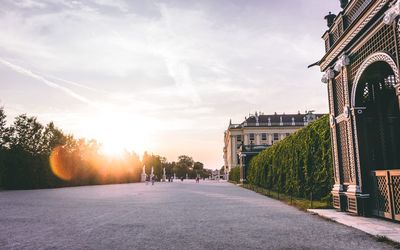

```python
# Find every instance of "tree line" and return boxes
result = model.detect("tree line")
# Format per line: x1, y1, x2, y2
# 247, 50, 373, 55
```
0, 107, 208, 190
244, 115, 333, 201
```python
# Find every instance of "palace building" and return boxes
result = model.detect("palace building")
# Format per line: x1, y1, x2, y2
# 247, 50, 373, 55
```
223, 111, 323, 182
317, 0, 400, 220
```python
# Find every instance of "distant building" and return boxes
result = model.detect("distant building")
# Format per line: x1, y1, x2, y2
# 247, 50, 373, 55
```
223, 111, 323, 182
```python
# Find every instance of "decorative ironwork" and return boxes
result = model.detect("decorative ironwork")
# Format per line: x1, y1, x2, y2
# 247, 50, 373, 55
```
320, 0, 387, 70
334, 75, 345, 116
337, 122, 352, 183
351, 52, 400, 107
384, 75, 396, 89
350, 27, 398, 83
347, 0, 373, 25
372, 171, 400, 220
375, 175, 390, 213
392, 175, 400, 215
333, 195, 340, 208
322, 0, 400, 219
331, 26, 341, 45
348, 197, 357, 212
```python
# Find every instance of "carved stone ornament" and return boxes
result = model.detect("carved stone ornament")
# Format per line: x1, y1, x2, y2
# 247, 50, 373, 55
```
334, 54, 350, 72
321, 69, 335, 83
330, 114, 335, 127
384, 0, 400, 25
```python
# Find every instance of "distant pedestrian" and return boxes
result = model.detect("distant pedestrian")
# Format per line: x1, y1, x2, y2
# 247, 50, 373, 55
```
151, 175, 155, 185
196, 176, 200, 183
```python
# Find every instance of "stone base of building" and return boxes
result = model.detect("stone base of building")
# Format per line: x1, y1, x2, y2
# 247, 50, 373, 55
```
332, 191, 371, 216
345, 193, 370, 216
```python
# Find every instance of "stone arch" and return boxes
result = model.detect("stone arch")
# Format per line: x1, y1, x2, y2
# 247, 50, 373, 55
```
351, 52, 399, 107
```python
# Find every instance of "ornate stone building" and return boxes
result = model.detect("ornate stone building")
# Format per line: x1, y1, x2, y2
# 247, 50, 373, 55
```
223, 111, 322, 182
317, 0, 400, 220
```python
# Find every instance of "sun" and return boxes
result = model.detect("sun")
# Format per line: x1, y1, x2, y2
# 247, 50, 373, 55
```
81, 109, 155, 157
100, 140, 126, 157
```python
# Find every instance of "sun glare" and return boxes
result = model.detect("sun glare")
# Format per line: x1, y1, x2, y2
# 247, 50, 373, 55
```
84, 109, 155, 157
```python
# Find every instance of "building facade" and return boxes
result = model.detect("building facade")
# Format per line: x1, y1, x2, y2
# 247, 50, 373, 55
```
223, 111, 322, 181
318, 0, 400, 220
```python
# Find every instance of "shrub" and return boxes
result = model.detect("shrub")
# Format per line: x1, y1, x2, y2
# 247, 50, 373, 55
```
229, 166, 240, 183
247, 115, 333, 201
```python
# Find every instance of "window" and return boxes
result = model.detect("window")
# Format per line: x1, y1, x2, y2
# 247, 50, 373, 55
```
236, 135, 242, 142
249, 133, 255, 141
273, 133, 279, 141
262, 133, 267, 140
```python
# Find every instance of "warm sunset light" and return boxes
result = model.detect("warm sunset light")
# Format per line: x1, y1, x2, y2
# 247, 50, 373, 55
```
49, 146, 74, 181
88, 109, 154, 157
3, 1, 400, 249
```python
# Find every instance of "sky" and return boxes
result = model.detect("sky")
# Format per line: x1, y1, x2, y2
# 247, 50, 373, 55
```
0, 0, 341, 168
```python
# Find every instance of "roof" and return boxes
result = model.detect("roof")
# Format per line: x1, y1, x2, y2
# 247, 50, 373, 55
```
229, 112, 325, 129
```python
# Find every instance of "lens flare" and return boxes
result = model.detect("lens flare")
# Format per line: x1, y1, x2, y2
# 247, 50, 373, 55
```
49, 146, 74, 181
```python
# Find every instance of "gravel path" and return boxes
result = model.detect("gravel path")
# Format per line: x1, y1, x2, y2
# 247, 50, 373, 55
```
0, 181, 395, 249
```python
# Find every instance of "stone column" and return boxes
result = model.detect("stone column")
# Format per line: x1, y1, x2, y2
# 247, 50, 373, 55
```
231, 136, 237, 166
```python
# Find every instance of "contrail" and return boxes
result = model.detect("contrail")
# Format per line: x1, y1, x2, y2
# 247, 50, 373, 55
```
41, 73, 106, 93
0, 58, 94, 106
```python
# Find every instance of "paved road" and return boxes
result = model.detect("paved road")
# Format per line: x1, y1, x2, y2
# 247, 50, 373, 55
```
0, 181, 395, 249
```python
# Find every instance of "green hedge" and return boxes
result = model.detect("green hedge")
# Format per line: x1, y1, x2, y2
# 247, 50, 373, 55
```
247, 115, 333, 201
229, 167, 240, 183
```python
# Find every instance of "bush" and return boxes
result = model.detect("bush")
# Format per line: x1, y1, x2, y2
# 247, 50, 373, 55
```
229, 167, 240, 183
247, 115, 333, 201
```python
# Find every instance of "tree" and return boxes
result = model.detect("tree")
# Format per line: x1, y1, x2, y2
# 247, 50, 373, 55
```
174, 155, 194, 178
9, 114, 44, 154
0, 107, 6, 187
40, 122, 66, 154
0, 107, 7, 148
193, 162, 204, 171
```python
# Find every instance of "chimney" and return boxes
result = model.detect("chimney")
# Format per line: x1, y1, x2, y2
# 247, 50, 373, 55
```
339, 0, 348, 9
324, 12, 336, 28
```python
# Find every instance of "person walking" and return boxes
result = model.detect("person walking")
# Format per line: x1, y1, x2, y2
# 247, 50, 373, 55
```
151, 175, 155, 185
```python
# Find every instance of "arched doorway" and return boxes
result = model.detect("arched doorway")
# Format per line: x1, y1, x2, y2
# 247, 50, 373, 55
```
353, 56, 400, 219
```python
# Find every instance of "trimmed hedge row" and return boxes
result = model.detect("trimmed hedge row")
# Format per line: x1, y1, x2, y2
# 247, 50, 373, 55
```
247, 115, 333, 201
229, 166, 240, 183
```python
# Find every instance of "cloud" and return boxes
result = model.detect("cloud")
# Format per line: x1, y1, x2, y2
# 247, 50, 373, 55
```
0, 58, 94, 105
11, 0, 47, 9
0, 0, 341, 167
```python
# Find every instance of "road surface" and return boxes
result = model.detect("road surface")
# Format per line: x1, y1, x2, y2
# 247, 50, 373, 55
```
0, 181, 394, 249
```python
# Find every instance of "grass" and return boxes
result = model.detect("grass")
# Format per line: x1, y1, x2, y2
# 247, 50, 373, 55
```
242, 183, 332, 211
228, 180, 241, 185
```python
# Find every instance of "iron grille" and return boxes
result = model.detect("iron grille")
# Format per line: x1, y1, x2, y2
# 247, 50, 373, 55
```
334, 74, 345, 116
333, 195, 340, 208
332, 26, 341, 45
346, 0, 373, 25
376, 175, 390, 213
384, 75, 396, 89
350, 24, 397, 82
348, 197, 357, 212
337, 122, 351, 183
392, 175, 400, 215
